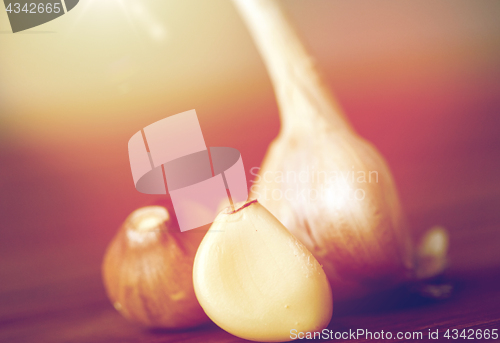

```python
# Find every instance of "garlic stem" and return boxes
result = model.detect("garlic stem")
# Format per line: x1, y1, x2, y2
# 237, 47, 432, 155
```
233, 0, 352, 134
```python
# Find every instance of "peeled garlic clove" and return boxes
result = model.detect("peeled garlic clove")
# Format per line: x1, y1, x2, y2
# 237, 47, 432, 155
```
102, 205, 209, 328
193, 200, 333, 342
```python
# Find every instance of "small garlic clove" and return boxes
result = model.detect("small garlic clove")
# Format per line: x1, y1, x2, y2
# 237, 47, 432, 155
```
102, 205, 210, 328
193, 200, 333, 342
415, 226, 449, 280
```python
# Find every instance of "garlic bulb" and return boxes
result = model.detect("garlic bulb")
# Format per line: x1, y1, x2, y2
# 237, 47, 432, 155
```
193, 200, 332, 342
233, 0, 416, 299
102, 205, 209, 328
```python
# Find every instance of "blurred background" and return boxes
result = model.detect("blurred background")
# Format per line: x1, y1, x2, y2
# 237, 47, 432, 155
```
1, 0, 500, 341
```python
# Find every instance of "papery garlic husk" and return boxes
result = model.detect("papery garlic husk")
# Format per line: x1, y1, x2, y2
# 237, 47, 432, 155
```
193, 200, 333, 342
252, 131, 414, 300
102, 205, 209, 328
234, 0, 415, 300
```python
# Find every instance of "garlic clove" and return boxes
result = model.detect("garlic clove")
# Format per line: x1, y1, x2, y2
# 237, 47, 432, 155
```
415, 226, 449, 280
193, 200, 333, 342
102, 205, 210, 328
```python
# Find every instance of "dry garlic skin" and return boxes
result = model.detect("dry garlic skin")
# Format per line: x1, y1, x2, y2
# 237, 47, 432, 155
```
193, 200, 332, 342
102, 206, 209, 328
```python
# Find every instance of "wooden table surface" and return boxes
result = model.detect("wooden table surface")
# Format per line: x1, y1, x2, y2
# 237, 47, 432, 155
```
2, 43, 500, 343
